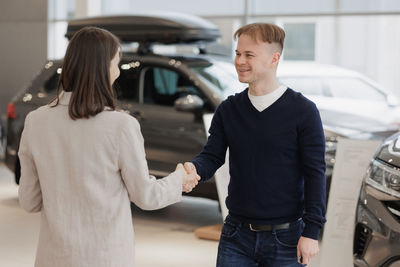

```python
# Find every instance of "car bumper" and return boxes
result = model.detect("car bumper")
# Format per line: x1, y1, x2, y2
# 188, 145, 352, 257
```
353, 183, 400, 266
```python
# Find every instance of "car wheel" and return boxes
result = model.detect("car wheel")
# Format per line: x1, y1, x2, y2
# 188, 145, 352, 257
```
15, 157, 20, 185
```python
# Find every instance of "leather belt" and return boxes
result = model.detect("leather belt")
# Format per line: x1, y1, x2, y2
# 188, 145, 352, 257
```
248, 222, 290, 232
228, 214, 301, 232
246, 217, 302, 232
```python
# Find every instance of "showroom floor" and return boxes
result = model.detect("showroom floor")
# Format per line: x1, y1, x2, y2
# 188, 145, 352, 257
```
0, 162, 221, 267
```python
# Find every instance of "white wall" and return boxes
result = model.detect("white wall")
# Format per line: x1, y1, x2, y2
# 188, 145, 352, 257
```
101, 0, 244, 16
0, 0, 47, 117
375, 16, 400, 97
315, 15, 400, 97
252, 0, 334, 14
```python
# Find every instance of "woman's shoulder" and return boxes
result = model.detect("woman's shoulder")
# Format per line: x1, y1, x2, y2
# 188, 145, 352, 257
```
100, 110, 140, 129
25, 104, 53, 121
27, 106, 140, 132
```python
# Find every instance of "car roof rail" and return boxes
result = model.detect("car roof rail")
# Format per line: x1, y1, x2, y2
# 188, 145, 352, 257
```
65, 13, 221, 48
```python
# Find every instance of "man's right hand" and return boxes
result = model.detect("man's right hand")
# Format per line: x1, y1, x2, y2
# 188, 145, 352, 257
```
176, 163, 200, 193
184, 162, 197, 176
184, 162, 200, 192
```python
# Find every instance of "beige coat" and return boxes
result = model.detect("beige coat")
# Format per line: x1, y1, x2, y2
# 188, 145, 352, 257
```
18, 91, 183, 267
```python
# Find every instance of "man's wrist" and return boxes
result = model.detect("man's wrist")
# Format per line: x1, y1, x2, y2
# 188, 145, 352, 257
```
302, 224, 320, 240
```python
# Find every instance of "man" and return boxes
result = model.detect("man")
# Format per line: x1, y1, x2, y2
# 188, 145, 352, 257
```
184, 23, 326, 266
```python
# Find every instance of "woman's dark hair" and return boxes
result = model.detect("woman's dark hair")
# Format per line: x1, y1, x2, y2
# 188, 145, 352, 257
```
52, 26, 121, 119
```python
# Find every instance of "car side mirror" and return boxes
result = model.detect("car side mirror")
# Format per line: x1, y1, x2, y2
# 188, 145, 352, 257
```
174, 94, 204, 112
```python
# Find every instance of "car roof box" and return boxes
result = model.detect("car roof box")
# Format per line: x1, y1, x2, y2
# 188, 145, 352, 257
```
65, 13, 221, 44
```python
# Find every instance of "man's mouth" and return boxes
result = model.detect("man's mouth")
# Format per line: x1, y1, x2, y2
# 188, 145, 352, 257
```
237, 69, 250, 73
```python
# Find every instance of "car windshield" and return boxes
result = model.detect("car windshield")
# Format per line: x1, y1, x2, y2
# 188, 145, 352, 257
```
279, 77, 324, 96
326, 77, 386, 102
280, 76, 387, 102
190, 61, 246, 99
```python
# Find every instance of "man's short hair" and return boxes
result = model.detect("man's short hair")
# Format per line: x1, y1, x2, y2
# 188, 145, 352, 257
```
234, 23, 285, 52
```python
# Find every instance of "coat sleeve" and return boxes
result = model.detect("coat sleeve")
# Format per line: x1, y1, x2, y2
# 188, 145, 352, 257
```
18, 113, 43, 212
118, 116, 183, 210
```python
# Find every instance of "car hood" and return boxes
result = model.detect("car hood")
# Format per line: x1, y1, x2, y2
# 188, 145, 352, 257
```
319, 108, 398, 139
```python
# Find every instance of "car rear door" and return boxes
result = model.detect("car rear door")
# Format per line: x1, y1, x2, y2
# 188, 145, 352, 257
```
133, 65, 209, 176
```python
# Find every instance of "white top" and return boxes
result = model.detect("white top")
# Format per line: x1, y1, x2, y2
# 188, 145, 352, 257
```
18, 91, 183, 267
248, 85, 287, 112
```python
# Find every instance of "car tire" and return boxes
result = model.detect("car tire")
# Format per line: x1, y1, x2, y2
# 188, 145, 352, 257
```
15, 157, 20, 185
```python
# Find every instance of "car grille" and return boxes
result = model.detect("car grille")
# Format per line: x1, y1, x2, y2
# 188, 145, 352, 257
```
353, 223, 372, 257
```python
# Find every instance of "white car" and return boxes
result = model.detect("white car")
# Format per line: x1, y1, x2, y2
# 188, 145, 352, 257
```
277, 62, 399, 191
278, 61, 400, 135
278, 62, 400, 127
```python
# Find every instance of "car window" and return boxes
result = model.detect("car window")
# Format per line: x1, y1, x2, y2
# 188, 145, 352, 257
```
143, 67, 199, 106
279, 77, 324, 96
326, 77, 386, 102
190, 61, 246, 98
114, 67, 139, 101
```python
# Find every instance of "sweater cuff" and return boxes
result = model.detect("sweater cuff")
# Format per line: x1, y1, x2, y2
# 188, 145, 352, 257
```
301, 222, 321, 240
191, 160, 203, 181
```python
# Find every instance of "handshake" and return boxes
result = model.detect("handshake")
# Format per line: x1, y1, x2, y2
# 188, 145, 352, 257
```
176, 162, 200, 193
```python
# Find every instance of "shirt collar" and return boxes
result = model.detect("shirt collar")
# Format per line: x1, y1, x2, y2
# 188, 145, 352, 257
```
57, 90, 72, 105
248, 85, 287, 100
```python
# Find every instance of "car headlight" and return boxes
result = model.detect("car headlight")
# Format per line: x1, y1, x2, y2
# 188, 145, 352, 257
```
365, 160, 400, 198
325, 138, 337, 153
325, 135, 338, 166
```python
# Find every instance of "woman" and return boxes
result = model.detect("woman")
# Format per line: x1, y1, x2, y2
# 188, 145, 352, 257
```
18, 27, 198, 267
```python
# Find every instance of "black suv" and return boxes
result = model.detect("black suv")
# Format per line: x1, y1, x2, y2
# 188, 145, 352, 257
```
5, 14, 244, 200
0, 118, 4, 158
354, 132, 400, 266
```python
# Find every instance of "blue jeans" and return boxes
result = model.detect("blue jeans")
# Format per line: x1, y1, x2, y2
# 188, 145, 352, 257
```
217, 215, 306, 267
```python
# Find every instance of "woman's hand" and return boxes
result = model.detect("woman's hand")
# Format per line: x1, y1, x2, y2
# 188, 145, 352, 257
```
176, 163, 200, 193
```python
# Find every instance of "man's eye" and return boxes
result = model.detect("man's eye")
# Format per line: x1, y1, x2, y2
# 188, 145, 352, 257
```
246, 54, 253, 57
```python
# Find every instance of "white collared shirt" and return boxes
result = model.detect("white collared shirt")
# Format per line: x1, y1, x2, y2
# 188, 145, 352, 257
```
248, 85, 287, 112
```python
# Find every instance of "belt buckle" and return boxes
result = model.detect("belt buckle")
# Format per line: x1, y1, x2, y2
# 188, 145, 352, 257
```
249, 224, 261, 232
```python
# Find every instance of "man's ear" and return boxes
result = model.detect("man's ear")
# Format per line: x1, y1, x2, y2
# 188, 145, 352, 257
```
271, 52, 281, 66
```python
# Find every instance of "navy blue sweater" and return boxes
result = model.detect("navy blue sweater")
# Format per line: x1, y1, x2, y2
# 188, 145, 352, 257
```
192, 88, 326, 240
